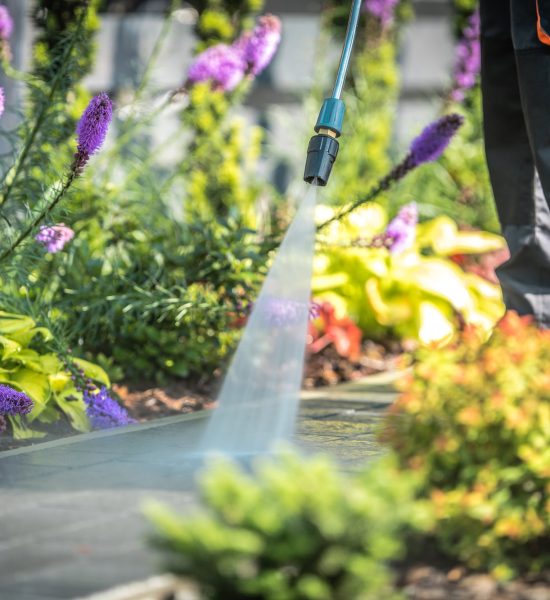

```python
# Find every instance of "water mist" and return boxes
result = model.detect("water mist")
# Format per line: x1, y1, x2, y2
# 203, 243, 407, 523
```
200, 185, 318, 454
200, 0, 363, 455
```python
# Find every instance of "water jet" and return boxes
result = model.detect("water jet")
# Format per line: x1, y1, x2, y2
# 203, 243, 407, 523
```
200, 0, 363, 455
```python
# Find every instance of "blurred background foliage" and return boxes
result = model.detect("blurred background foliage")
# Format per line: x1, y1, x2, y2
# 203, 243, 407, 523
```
0, 0, 498, 392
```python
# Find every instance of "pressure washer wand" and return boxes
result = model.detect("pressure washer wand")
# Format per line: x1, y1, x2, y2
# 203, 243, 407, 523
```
304, 0, 363, 186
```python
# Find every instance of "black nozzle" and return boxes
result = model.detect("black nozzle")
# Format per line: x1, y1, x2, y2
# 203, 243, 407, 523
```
303, 134, 340, 186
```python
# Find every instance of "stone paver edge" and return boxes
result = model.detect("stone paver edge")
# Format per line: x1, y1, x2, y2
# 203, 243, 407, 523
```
0, 369, 405, 460
0, 411, 210, 460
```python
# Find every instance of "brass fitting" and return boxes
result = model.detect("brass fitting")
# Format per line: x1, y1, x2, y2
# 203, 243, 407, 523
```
318, 127, 338, 139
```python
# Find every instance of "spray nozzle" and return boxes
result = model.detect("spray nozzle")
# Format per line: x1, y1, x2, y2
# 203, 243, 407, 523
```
303, 132, 339, 187
303, 98, 345, 186
303, 0, 362, 187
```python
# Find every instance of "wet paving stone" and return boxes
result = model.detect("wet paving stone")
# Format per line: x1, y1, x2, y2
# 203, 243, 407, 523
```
0, 376, 397, 599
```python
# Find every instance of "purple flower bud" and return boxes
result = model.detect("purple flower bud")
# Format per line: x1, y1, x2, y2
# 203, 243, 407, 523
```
309, 301, 321, 321
408, 113, 464, 167
237, 14, 282, 76
383, 202, 418, 253
74, 93, 113, 174
35, 223, 74, 253
83, 386, 135, 430
450, 10, 480, 102
0, 384, 33, 416
187, 44, 246, 92
0, 5, 13, 40
363, 0, 399, 28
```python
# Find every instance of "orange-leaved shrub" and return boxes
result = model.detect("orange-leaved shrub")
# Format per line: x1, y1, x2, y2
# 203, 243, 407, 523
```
384, 312, 550, 578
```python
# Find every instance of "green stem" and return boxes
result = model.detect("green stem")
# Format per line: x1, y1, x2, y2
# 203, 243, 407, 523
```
316, 155, 414, 232
0, 4, 89, 208
0, 169, 77, 264
316, 177, 389, 232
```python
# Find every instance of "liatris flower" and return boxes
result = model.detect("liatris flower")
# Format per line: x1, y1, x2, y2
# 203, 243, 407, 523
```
73, 92, 113, 174
0, 86, 4, 119
0, 4, 12, 61
408, 113, 464, 167
35, 223, 74, 253
383, 202, 418, 253
0, 5, 13, 40
187, 44, 246, 92
0, 384, 33, 416
238, 14, 282, 76
317, 115, 463, 232
363, 0, 399, 28
450, 10, 480, 102
83, 386, 135, 430
377, 114, 464, 190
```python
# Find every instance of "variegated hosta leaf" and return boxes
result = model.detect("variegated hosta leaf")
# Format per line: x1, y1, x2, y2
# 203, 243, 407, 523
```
417, 216, 505, 255
72, 357, 110, 387
312, 205, 506, 345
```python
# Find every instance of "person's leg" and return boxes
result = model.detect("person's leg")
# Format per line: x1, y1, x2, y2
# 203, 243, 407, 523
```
480, 0, 550, 324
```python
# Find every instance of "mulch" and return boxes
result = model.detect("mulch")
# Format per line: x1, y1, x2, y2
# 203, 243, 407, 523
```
303, 339, 405, 388
399, 564, 550, 599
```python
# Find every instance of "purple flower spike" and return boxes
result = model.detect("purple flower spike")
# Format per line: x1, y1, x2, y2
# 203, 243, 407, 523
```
187, 44, 246, 92
363, 0, 399, 28
84, 386, 135, 430
35, 223, 74, 253
409, 113, 464, 168
384, 202, 418, 253
0, 87, 4, 119
74, 93, 113, 174
450, 10, 480, 102
239, 14, 282, 76
0, 384, 33, 416
0, 5, 13, 40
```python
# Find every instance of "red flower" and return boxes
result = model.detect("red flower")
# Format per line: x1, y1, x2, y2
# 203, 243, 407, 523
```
308, 302, 362, 360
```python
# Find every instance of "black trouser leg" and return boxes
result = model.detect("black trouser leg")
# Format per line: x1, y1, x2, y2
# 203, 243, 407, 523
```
480, 0, 550, 325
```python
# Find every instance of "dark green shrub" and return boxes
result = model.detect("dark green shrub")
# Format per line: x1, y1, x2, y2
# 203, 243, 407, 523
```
146, 451, 432, 600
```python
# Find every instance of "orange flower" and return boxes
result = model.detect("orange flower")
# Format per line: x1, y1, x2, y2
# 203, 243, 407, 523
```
497, 311, 534, 337
457, 405, 482, 426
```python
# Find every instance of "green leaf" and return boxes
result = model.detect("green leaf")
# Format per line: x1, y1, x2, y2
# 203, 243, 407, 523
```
9, 350, 61, 374
0, 311, 36, 335
72, 357, 110, 387
55, 387, 90, 433
0, 335, 22, 360
8, 415, 47, 440
9, 368, 52, 416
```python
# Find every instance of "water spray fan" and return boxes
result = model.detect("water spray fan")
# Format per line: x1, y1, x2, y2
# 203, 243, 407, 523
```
304, 0, 362, 186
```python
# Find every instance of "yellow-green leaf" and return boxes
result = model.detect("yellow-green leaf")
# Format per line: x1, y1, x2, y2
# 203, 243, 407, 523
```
9, 368, 51, 414
72, 357, 110, 387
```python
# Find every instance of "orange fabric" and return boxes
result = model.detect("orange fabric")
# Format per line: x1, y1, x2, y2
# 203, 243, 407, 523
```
537, 1, 550, 45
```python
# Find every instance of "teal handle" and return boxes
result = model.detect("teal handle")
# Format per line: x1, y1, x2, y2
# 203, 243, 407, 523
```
331, 0, 363, 100
315, 98, 346, 136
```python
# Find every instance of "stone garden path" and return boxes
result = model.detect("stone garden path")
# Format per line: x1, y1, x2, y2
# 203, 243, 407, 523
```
0, 373, 398, 600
